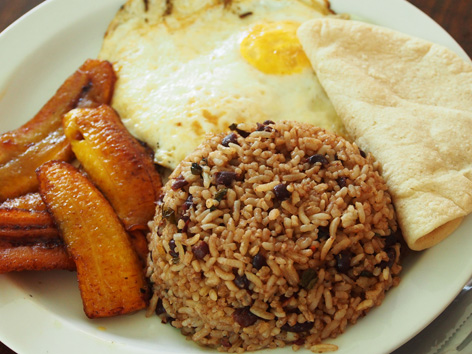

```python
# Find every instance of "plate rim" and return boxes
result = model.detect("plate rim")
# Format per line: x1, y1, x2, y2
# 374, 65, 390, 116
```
0, 1, 471, 354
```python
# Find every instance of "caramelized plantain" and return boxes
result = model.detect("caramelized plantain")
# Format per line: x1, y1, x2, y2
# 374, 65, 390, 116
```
37, 161, 149, 318
0, 208, 58, 242
0, 192, 46, 211
0, 240, 74, 273
0, 59, 115, 164
128, 230, 149, 266
0, 129, 74, 201
0, 194, 147, 267
63, 105, 161, 231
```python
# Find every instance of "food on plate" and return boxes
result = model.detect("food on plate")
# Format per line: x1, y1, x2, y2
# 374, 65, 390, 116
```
0, 59, 116, 202
0, 240, 74, 273
0, 1, 467, 351
0, 71, 160, 291
63, 104, 162, 231
0, 207, 149, 266
297, 18, 472, 250
0, 194, 72, 273
147, 121, 401, 352
0, 193, 56, 241
0, 129, 74, 201
129, 230, 151, 265
0, 192, 47, 211
0, 207, 58, 242
0, 59, 115, 164
37, 161, 149, 318
99, 0, 343, 169
0, 196, 149, 272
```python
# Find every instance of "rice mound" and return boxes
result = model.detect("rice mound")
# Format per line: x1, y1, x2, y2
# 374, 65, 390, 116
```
147, 121, 401, 352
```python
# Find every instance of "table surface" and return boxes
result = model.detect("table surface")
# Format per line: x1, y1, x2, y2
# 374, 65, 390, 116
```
0, 0, 471, 354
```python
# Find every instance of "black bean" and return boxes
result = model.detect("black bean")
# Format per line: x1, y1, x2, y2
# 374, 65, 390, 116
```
233, 307, 259, 327
255, 122, 273, 132
379, 247, 397, 269
256, 122, 266, 131
171, 175, 188, 190
252, 252, 267, 270
263, 120, 275, 125
307, 154, 329, 165
337, 176, 347, 188
317, 226, 330, 240
235, 171, 245, 181
182, 194, 194, 211
234, 274, 250, 290
229, 123, 250, 138
222, 133, 239, 147
190, 162, 203, 175
386, 247, 397, 268
384, 230, 400, 248
273, 183, 291, 201
216, 171, 237, 187
335, 252, 351, 274
388, 249, 397, 266
192, 241, 210, 260
168, 239, 178, 258
359, 149, 367, 158
359, 270, 374, 278
221, 337, 232, 348
179, 215, 190, 233
155, 298, 167, 316
157, 223, 164, 236
293, 337, 306, 346
281, 321, 314, 333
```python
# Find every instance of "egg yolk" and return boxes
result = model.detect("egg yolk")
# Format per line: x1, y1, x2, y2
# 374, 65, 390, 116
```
240, 21, 310, 75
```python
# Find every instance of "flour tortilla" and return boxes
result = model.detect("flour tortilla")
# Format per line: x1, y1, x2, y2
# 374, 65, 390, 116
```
298, 18, 472, 250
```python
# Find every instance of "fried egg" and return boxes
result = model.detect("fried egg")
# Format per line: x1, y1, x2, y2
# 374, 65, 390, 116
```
99, 0, 343, 169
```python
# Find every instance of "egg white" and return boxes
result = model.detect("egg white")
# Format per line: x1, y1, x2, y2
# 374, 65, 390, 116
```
99, 0, 342, 169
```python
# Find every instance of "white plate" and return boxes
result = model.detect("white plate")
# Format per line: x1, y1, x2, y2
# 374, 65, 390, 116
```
0, 1, 471, 353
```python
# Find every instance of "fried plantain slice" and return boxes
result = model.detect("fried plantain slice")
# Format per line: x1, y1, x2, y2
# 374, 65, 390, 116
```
0, 194, 147, 267
0, 240, 75, 273
0, 192, 46, 211
0, 197, 147, 267
0, 59, 115, 164
0, 128, 74, 201
128, 230, 149, 266
63, 105, 161, 231
37, 161, 149, 318
0, 208, 59, 242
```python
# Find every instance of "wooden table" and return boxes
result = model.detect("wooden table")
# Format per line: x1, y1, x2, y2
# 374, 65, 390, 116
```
0, 1, 471, 353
